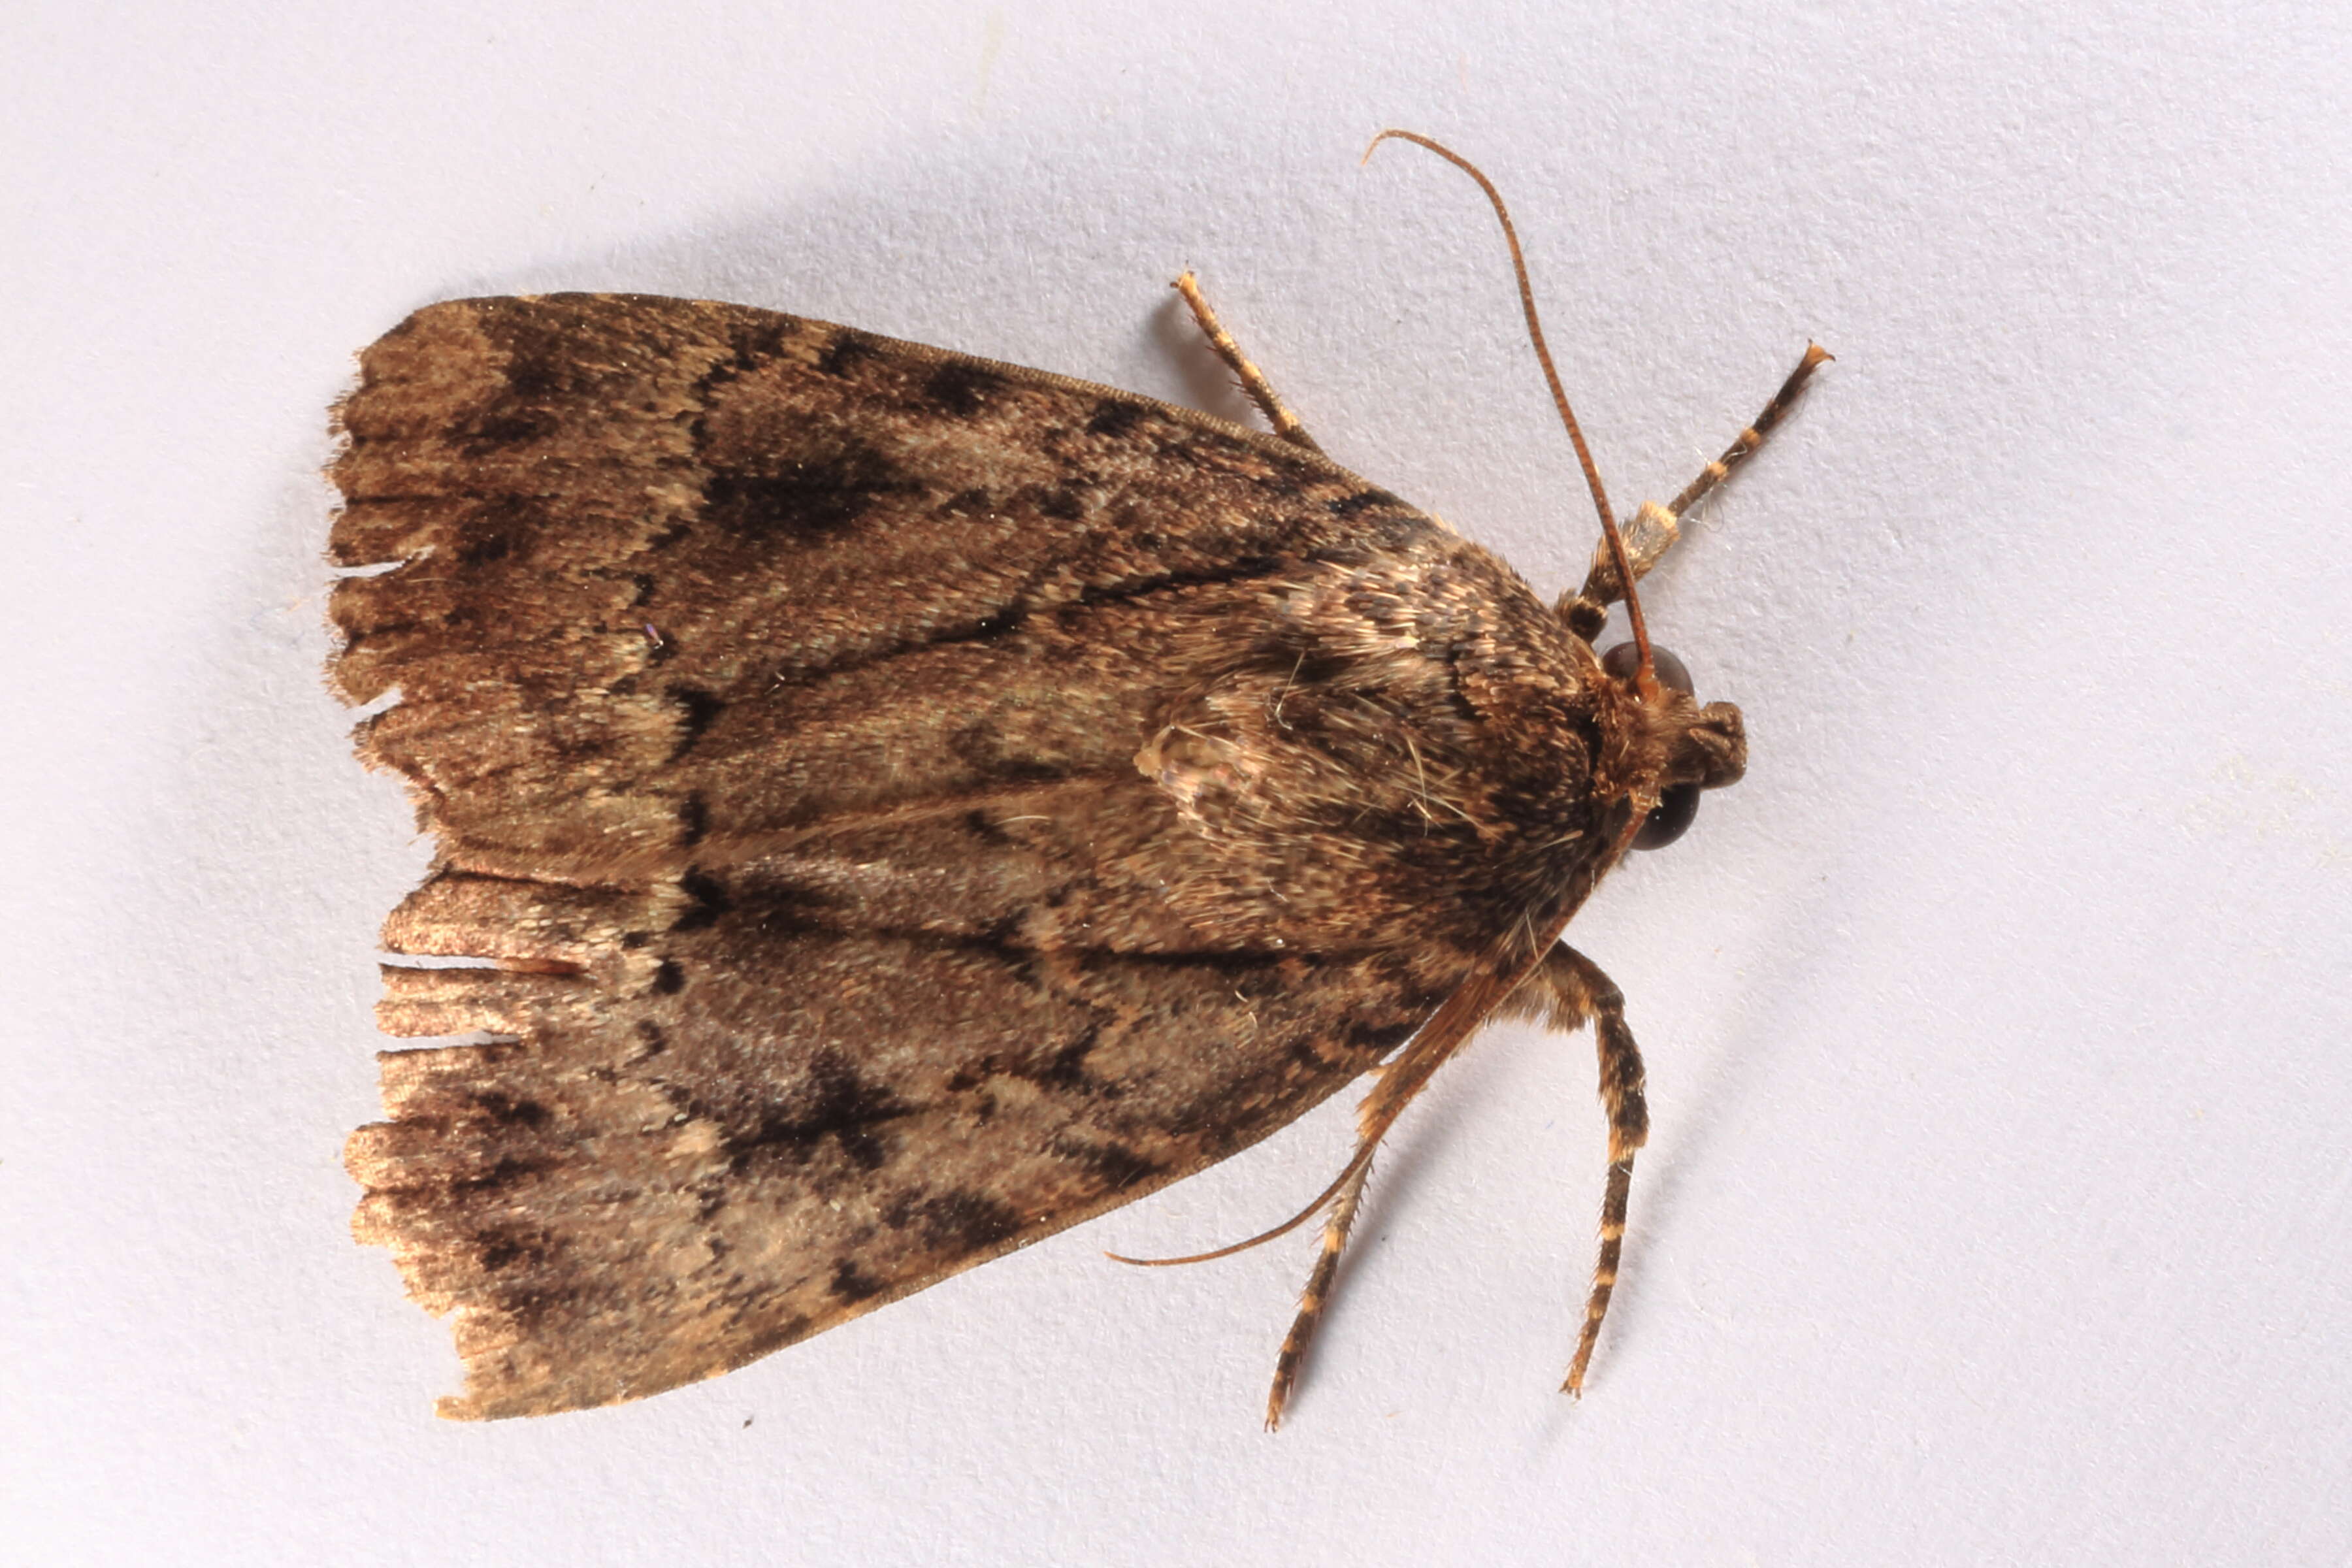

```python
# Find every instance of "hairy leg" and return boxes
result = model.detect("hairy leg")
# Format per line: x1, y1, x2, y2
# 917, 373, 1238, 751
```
1500, 942, 1650, 1394
1173, 270, 1324, 453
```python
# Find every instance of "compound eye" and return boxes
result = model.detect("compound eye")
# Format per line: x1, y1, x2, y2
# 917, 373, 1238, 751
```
1633, 783, 1701, 850
1600, 644, 1703, 848
1600, 641, 1693, 694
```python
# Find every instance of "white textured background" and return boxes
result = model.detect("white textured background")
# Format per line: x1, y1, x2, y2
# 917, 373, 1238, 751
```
6, 3, 2348, 1563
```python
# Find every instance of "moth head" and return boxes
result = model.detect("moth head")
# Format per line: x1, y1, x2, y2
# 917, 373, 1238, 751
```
1599, 640, 1745, 850
1359, 131, 1756, 852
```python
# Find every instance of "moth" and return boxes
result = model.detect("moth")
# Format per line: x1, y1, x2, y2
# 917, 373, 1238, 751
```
329, 131, 1826, 1426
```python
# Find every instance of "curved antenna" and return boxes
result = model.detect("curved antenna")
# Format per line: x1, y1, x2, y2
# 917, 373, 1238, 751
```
1363, 129, 1658, 696
1104, 1139, 1377, 1268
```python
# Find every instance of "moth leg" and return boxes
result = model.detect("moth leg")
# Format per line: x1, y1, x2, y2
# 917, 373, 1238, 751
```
1172, 270, 1325, 453
1505, 943, 1649, 1394
1122, 965, 1521, 1427
1666, 342, 1834, 520
1561, 344, 1830, 638
1264, 1155, 1373, 1431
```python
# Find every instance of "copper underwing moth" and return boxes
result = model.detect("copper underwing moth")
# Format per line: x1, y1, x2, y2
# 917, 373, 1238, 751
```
329, 131, 1826, 1426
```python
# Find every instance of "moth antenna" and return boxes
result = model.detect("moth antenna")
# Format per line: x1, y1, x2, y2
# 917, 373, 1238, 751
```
1365, 129, 1657, 696
1104, 1141, 1378, 1267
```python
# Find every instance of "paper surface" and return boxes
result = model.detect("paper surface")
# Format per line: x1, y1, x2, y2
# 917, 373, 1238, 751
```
5, 3, 2347, 1562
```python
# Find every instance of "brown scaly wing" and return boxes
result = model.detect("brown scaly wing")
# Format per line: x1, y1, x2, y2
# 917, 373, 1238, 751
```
329, 295, 1606, 1418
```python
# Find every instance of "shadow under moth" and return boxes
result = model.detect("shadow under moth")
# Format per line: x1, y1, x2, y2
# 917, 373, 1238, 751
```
329, 132, 1826, 1426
